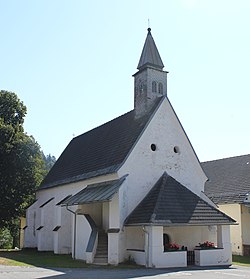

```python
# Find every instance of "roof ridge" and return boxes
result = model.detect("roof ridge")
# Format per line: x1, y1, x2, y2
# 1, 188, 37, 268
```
202, 153, 250, 164
176, 178, 236, 223
118, 96, 165, 172
125, 173, 235, 226
39, 98, 164, 190
149, 172, 168, 222
73, 109, 134, 140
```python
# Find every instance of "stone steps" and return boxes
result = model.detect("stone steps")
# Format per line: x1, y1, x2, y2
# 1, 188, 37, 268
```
94, 231, 108, 265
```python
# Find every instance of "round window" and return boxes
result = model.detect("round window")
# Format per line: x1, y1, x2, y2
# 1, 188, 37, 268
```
151, 144, 156, 151
174, 146, 180, 154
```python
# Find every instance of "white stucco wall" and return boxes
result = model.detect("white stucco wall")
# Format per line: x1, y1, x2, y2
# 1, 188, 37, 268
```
25, 173, 117, 254
75, 214, 91, 260
37, 198, 55, 251
125, 227, 145, 265
125, 225, 230, 268
195, 249, 228, 266
127, 250, 146, 266
24, 201, 38, 248
218, 204, 242, 255
53, 206, 72, 254
163, 225, 217, 250
147, 226, 187, 268
109, 193, 119, 228
125, 227, 145, 251
118, 97, 207, 227
195, 225, 232, 266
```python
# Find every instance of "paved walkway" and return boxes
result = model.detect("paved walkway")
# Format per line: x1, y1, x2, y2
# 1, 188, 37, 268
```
0, 265, 249, 279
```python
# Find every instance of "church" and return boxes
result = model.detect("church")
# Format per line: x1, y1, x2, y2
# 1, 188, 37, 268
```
24, 28, 235, 268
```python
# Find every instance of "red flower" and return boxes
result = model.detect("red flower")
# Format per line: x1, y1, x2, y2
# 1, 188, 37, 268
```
199, 241, 214, 248
166, 243, 180, 250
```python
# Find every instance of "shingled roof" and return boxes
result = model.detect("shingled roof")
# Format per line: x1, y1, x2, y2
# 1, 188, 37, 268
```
137, 28, 164, 70
62, 176, 127, 206
39, 97, 164, 190
125, 172, 235, 226
202, 154, 250, 204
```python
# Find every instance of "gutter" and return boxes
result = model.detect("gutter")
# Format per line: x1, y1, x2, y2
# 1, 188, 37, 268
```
142, 226, 149, 267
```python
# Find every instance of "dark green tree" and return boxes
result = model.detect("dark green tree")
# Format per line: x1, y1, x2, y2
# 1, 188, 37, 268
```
0, 90, 45, 229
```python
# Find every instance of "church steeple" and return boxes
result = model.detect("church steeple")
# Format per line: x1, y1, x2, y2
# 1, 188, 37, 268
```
137, 28, 164, 71
133, 28, 168, 118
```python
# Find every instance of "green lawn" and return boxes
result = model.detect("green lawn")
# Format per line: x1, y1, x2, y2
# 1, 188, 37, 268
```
0, 249, 91, 268
0, 249, 140, 268
232, 255, 250, 267
1, 249, 250, 268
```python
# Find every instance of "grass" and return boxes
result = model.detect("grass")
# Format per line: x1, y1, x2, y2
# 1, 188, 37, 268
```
0, 249, 92, 268
1, 249, 250, 269
0, 249, 141, 269
232, 255, 250, 267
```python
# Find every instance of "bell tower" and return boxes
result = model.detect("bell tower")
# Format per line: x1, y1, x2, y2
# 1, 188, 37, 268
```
133, 28, 168, 117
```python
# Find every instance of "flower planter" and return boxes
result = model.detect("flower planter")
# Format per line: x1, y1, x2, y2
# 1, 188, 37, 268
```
164, 249, 181, 252
156, 250, 187, 268
194, 248, 229, 266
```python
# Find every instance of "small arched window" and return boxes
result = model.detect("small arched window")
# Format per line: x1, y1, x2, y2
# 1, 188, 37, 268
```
158, 82, 163, 94
152, 81, 157, 92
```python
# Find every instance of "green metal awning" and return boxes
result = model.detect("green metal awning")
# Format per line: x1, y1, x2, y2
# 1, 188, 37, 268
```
62, 175, 127, 206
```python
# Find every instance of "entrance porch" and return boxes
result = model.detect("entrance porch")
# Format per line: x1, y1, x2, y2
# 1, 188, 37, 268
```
62, 176, 126, 265
125, 224, 232, 268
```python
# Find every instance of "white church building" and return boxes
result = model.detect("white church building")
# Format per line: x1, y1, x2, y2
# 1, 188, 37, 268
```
24, 28, 235, 268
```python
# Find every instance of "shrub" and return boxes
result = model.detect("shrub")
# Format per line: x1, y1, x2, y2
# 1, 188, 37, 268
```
0, 228, 13, 249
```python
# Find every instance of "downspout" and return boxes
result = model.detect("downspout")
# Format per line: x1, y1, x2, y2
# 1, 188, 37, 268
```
143, 226, 149, 267
66, 205, 77, 259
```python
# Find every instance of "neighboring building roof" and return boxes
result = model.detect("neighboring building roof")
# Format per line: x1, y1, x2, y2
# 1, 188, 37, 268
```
202, 154, 250, 204
62, 176, 127, 206
125, 172, 235, 226
39, 97, 164, 190
137, 28, 164, 71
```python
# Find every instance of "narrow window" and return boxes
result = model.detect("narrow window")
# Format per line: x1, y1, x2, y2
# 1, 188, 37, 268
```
53, 226, 61, 232
140, 84, 143, 93
36, 226, 44, 231
152, 81, 157, 92
158, 82, 163, 94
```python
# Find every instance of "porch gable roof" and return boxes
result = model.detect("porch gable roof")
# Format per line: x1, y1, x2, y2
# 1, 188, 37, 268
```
62, 175, 127, 206
125, 172, 235, 226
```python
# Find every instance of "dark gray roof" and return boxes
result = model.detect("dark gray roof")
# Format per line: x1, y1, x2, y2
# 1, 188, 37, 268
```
62, 176, 126, 206
137, 28, 164, 71
202, 154, 250, 204
125, 172, 235, 226
39, 98, 164, 190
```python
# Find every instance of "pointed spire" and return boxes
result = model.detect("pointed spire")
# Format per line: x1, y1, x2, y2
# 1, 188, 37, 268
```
137, 28, 164, 71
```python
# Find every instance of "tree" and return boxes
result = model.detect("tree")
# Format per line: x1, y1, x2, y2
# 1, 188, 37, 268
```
43, 153, 56, 172
0, 90, 45, 229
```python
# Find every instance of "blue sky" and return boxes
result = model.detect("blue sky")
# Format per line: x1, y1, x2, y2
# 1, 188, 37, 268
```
1, 0, 250, 161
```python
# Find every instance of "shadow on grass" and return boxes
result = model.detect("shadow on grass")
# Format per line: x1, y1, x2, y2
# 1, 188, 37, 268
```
0, 248, 92, 268
0, 249, 240, 279
0, 248, 143, 269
